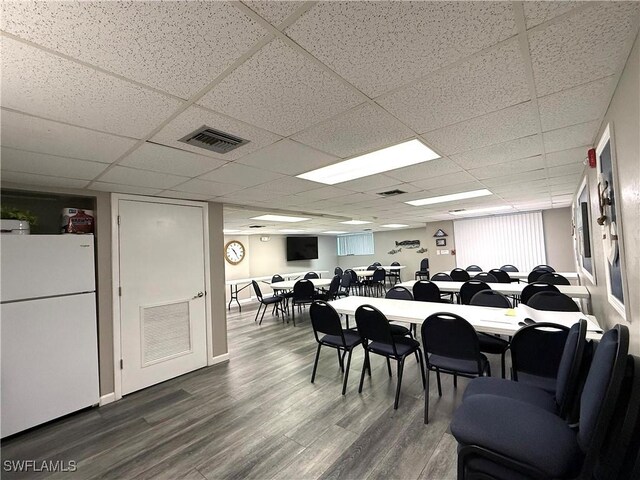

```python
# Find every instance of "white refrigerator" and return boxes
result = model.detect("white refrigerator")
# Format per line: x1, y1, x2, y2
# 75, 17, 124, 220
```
1, 235, 100, 437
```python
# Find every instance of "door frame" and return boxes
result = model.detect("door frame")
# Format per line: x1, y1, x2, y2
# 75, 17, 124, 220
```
111, 194, 213, 401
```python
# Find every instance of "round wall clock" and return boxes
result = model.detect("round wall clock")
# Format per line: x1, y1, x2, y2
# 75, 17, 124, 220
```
224, 240, 246, 265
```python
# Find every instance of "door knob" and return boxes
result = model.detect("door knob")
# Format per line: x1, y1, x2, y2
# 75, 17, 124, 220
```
193, 291, 204, 299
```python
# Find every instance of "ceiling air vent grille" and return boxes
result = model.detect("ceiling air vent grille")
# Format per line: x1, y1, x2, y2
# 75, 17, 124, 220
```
249, 225, 265, 229
178, 126, 248, 154
377, 189, 407, 197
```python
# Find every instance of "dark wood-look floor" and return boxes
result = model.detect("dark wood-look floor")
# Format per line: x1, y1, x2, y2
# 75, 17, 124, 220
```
1, 300, 494, 479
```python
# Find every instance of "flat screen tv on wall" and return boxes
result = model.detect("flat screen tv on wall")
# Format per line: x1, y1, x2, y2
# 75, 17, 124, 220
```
286, 236, 319, 261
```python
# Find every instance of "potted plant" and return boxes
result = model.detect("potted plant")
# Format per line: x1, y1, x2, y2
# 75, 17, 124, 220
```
1, 206, 38, 234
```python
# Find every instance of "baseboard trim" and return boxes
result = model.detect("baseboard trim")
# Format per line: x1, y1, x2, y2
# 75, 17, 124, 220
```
210, 352, 230, 366
99, 392, 116, 406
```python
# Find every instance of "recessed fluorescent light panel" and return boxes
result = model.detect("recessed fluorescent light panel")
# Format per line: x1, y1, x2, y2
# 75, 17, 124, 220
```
450, 206, 513, 216
297, 139, 440, 185
340, 220, 372, 225
251, 214, 310, 223
323, 230, 348, 234
405, 189, 492, 206
279, 229, 305, 233
381, 224, 409, 228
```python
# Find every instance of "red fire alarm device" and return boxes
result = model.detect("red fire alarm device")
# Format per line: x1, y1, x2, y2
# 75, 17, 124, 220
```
588, 148, 597, 168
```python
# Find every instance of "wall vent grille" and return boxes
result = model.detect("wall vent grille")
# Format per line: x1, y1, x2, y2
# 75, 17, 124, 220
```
178, 125, 248, 154
377, 189, 407, 197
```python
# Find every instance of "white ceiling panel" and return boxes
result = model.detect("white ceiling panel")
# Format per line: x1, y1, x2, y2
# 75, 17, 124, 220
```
467, 155, 546, 180
198, 39, 362, 136
548, 163, 585, 178
243, 1, 302, 25
410, 171, 479, 190
89, 182, 163, 196
96, 166, 188, 190
523, 1, 581, 29
292, 103, 414, 158
1, 171, 90, 190
379, 39, 530, 133
529, 2, 640, 96
151, 105, 281, 160
538, 76, 616, 131
385, 158, 463, 183
543, 121, 600, 153
425, 181, 488, 197
1, 1, 266, 99
482, 169, 548, 187
295, 186, 354, 202
0, 110, 137, 163
236, 139, 339, 175
450, 135, 542, 169
173, 178, 245, 197
422, 102, 538, 155
0, 37, 182, 138
338, 174, 405, 193
120, 143, 227, 177
285, 1, 516, 97
1, 147, 109, 180
545, 146, 588, 167
198, 162, 283, 187
240, 176, 321, 196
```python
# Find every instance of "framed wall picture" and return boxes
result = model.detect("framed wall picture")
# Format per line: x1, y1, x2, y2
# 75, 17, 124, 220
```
574, 176, 595, 284
436, 238, 446, 247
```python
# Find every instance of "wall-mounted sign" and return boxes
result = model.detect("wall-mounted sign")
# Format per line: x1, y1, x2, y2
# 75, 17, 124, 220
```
395, 240, 420, 249
436, 238, 446, 247
433, 229, 447, 237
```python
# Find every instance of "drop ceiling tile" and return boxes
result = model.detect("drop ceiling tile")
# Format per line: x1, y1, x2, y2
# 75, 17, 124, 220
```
89, 182, 163, 196
97, 166, 188, 189
422, 102, 538, 155
198, 39, 362, 136
543, 121, 600, 153
243, 1, 302, 25
0, 110, 137, 163
548, 163, 585, 178
237, 139, 339, 175
385, 158, 463, 183
450, 135, 543, 169
546, 146, 588, 167
0, 37, 182, 138
379, 39, 530, 133
529, 2, 640, 96
411, 172, 479, 190
1, 171, 90, 189
173, 178, 245, 197
336, 192, 379, 205
151, 105, 281, 160
1, 1, 266, 98
424, 181, 490, 197
523, 1, 581, 29
292, 103, 414, 158
338, 174, 404, 193
285, 1, 516, 97
548, 173, 583, 187
242, 176, 320, 196
199, 163, 283, 187
296, 186, 353, 201
538, 76, 616, 131
120, 143, 227, 177
1, 147, 109, 180
468, 155, 547, 180
482, 169, 548, 187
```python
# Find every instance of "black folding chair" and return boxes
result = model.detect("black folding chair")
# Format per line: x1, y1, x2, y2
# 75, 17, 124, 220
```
460, 280, 490, 305
466, 265, 483, 272
499, 264, 519, 272
528, 291, 580, 312
533, 264, 555, 272
252, 280, 284, 325
291, 279, 315, 325
334, 266, 343, 276
315, 274, 346, 301
539, 272, 571, 285
431, 272, 455, 302
521, 282, 559, 305
528, 268, 553, 283
415, 258, 430, 280
489, 269, 512, 283
385, 286, 417, 337
304, 271, 319, 279
385, 261, 401, 286
451, 268, 471, 282
473, 272, 498, 283
413, 280, 451, 303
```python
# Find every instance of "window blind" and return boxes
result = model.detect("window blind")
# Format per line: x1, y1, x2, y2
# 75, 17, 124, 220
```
453, 211, 546, 272
337, 232, 375, 256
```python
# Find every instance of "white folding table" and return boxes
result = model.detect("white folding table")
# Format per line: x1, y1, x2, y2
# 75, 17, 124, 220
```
397, 280, 590, 299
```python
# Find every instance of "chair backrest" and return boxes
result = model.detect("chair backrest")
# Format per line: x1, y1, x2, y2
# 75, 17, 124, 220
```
466, 265, 483, 272
527, 268, 552, 283
450, 268, 471, 282
533, 264, 555, 272
367, 265, 377, 271
271, 274, 284, 283
555, 320, 587, 417
421, 313, 483, 368
252, 280, 263, 301
488, 269, 511, 283
469, 290, 511, 308
473, 272, 498, 283
334, 266, 343, 276
413, 281, 441, 302
327, 275, 341, 296
510, 323, 570, 380
460, 280, 491, 305
373, 262, 382, 266
521, 283, 560, 305
305, 272, 319, 279
372, 267, 386, 282
419, 258, 429, 271
346, 269, 358, 284
500, 264, 519, 272
390, 261, 400, 272
538, 272, 571, 286
293, 279, 315, 300
577, 325, 629, 464
355, 305, 396, 352
385, 286, 413, 301
431, 272, 453, 282
309, 301, 344, 340
528, 291, 580, 312
340, 272, 352, 289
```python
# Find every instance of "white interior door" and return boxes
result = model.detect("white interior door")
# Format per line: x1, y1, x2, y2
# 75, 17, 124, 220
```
118, 199, 208, 395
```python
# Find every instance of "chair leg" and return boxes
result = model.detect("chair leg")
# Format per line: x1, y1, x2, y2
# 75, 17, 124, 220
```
436, 368, 442, 396
254, 303, 262, 323
337, 349, 344, 372
259, 304, 268, 325
386, 357, 392, 377
453, 373, 457, 388
424, 367, 430, 424
311, 344, 321, 383
359, 350, 369, 393
394, 358, 405, 410
501, 352, 506, 379
342, 349, 353, 395
417, 349, 426, 389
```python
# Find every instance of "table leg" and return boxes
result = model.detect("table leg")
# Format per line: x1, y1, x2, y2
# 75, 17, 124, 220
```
228, 284, 242, 312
